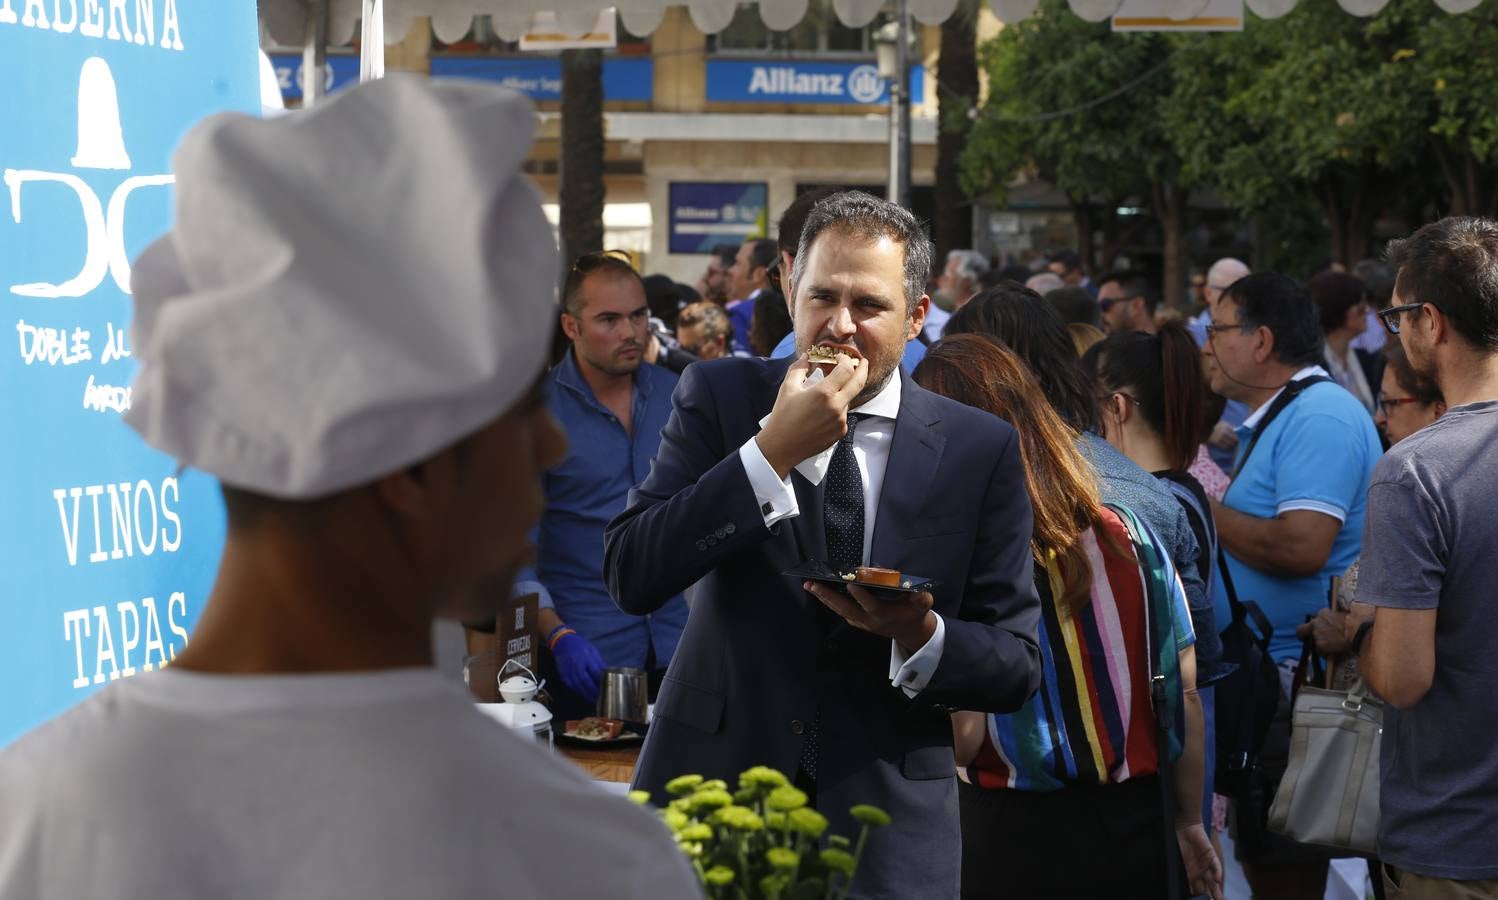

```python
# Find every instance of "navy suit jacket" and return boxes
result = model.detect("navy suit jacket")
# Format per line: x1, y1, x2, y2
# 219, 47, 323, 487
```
604, 356, 1041, 899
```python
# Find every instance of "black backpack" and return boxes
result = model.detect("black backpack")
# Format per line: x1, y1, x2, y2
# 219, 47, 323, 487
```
1210, 374, 1331, 798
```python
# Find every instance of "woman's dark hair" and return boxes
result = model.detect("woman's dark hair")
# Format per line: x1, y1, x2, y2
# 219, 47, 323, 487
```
751, 289, 792, 357
1083, 320, 1205, 473
943, 282, 1100, 432
1383, 342, 1444, 407
642, 273, 683, 331
1310, 271, 1369, 336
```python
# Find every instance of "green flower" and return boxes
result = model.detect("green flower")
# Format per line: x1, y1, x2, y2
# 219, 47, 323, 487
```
766, 811, 788, 830
787, 807, 828, 839
734, 787, 759, 804
760, 873, 792, 899
679, 841, 704, 859
679, 823, 714, 843
738, 765, 791, 791
766, 847, 800, 870
819, 848, 856, 876
711, 804, 765, 831
827, 834, 851, 849
765, 785, 809, 812
697, 779, 728, 793
662, 809, 689, 832
688, 788, 734, 813
627, 790, 651, 806
704, 865, 735, 887
668, 797, 693, 813
666, 774, 704, 796
849, 804, 892, 827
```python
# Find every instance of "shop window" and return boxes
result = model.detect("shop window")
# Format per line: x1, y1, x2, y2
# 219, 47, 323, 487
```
711, 0, 889, 56
432, 14, 650, 56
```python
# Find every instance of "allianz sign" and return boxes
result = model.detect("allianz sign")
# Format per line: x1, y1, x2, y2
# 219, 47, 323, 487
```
744, 64, 887, 103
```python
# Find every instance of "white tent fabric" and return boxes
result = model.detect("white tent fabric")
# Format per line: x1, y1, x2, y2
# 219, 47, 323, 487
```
257, 0, 1483, 46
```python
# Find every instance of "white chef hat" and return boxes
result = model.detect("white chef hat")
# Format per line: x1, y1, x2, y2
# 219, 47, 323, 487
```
125, 76, 558, 499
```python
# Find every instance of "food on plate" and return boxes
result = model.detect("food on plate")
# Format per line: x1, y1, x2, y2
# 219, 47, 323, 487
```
564, 716, 625, 741
807, 345, 848, 374
855, 566, 901, 587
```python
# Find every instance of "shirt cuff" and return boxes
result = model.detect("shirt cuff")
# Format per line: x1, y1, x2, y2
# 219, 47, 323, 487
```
889, 613, 945, 698
738, 436, 800, 527
511, 579, 554, 610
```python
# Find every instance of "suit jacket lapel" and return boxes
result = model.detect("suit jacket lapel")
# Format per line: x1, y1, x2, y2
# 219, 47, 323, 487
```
869, 370, 945, 571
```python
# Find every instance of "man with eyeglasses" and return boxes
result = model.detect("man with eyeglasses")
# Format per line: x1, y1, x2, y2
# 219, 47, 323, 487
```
513, 251, 689, 720
1201, 272, 1382, 900
1346, 217, 1498, 898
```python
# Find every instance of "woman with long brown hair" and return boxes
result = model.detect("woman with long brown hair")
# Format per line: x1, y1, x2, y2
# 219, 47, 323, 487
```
914, 334, 1221, 900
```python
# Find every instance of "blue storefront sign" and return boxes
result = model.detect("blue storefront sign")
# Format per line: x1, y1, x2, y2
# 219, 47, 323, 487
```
1, 3, 258, 745
669, 182, 768, 255
706, 59, 924, 105
429, 56, 653, 102
269, 53, 361, 101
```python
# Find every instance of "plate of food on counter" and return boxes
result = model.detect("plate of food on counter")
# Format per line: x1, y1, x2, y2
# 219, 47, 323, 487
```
782, 560, 938, 597
559, 716, 645, 745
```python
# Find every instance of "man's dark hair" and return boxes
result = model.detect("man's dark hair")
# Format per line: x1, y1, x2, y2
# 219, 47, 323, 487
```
1050, 249, 1084, 276
1386, 216, 1498, 351
751, 289, 793, 356
711, 244, 739, 269
1097, 270, 1157, 313
792, 191, 931, 315
1309, 271, 1369, 336
1352, 258, 1395, 308
1219, 272, 1325, 367
561, 250, 643, 318
989, 264, 1033, 289
642, 273, 683, 331
943, 281, 1100, 431
746, 238, 778, 274
777, 188, 841, 258
1047, 285, 1101, 328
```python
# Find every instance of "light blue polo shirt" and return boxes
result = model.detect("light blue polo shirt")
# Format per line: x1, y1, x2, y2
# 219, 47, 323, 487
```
1222, 367, 1382, 661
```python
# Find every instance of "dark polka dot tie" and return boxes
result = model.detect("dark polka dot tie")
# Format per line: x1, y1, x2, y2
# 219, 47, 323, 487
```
800, 413, 863, 784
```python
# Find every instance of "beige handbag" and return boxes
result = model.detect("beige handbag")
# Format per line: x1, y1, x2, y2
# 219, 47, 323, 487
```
1267, 678, 1383, 855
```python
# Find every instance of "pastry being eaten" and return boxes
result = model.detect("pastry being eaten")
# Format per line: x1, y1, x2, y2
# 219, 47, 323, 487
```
807, 345, 848, 374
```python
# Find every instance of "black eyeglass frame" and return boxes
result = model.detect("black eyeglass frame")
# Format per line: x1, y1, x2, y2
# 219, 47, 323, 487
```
1378, 302, 1427, 335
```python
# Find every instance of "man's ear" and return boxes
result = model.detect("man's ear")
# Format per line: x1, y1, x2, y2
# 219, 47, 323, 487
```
1425, 302, 1449, 345
907, 295, 930, 342
1253, 325, 1276, 365
376, 466, 430, 518
560, 312, 581, 342
779, 251, 794, 299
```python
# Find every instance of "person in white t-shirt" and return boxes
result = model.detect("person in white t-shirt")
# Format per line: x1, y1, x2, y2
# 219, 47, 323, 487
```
0, 78, 700, 900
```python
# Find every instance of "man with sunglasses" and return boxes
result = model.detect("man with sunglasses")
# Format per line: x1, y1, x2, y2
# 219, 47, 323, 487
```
1348, 218, 1498, 898
1202, 273, 1382, 899
1098, 269, 1158, 335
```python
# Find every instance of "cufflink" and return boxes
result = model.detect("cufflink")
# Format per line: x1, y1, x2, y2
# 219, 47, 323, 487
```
726, 523, 737, 535
696, 540, 708, 551
715, 527, 727, 539
761, 502, 773, 516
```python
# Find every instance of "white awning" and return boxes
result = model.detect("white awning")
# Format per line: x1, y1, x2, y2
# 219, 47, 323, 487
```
258, 0, 1485, 48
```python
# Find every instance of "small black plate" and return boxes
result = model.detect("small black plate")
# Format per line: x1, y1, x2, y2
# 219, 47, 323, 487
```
782, 560, 938, 596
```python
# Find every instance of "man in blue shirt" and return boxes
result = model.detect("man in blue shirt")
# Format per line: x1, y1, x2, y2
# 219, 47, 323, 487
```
518, 252, 688, 719
1202, 272, 1380, 897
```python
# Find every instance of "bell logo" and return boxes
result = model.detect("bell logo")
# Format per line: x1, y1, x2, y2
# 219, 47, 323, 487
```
4, 56, 173, 299
847, 65, 884, 104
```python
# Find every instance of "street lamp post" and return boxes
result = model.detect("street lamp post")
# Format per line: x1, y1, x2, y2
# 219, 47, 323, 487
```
875, 0, 912, 209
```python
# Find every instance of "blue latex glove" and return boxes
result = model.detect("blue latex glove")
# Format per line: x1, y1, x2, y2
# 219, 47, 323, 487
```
552, 630, 606, 703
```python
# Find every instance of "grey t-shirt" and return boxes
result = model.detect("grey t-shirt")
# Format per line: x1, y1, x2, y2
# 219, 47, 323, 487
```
1357, 399, 1498, 880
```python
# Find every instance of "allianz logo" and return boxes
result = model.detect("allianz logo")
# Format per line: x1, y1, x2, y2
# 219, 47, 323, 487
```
747, 64, 885, 103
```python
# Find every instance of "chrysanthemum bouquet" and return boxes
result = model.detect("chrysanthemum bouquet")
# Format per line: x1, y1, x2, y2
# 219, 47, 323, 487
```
629, 766, 891, 900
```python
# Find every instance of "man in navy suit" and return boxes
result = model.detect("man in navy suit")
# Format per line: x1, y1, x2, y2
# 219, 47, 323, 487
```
605, 192, 1041, 899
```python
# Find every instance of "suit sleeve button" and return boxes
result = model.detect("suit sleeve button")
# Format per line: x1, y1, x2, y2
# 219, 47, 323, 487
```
696, 540, 708, 551
791, 719, 805, 735
726, 523, 736, 535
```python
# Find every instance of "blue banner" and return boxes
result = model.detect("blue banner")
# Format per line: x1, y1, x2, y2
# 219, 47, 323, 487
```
269, 53, 361, 101
668, 182, 768, 255
428, 56, 654, 102
706, 59, 925, 105
1, 2, 257, 745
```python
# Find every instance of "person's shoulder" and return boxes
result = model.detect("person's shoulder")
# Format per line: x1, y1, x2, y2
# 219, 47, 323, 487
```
913, 382, 1016, 440
641, 360, 680, 390
0, 685, 138, 805
1299, 380, 1378, 424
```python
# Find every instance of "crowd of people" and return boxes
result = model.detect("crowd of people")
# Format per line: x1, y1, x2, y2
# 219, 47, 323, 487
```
3, 78, 1495, 900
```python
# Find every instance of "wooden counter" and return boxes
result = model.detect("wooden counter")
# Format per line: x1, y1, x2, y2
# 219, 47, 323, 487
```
557, 739, 642, 785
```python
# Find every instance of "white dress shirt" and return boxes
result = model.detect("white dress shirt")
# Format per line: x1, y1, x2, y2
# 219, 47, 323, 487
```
736, 371, 946, 698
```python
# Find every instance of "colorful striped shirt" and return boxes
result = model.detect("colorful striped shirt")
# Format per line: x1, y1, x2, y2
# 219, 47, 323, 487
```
966, 504, 1195, 792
